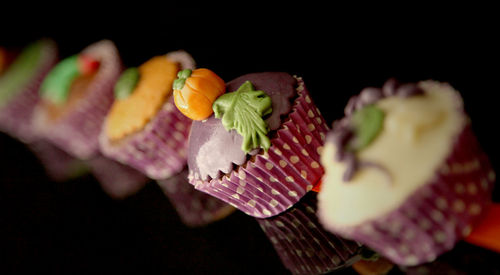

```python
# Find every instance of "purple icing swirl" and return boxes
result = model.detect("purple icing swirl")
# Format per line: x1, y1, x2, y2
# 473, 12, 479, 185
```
330, 78, 424, 182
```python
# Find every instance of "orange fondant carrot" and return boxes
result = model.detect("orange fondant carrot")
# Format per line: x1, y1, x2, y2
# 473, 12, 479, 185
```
464, 203, 500, 253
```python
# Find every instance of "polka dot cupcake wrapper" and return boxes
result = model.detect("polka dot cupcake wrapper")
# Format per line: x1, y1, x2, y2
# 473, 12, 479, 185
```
157, 167, 236, 227
28, 139, 88, 182
190, 77, 329, 218
0, 39, 58, 143
87, 154, 149, 199
331, 122, 496, 266
257, 193, 362, 275
100, 97, 192, 180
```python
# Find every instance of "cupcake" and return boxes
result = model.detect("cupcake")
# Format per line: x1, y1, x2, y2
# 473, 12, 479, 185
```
184, 71, 329, 218
0, 39, 58, 143
32, 40, 121, 159
31, 40, 148, 198
317, 79, 496, 266
98, 51, 195, 180
256, 192, 363, 274
157, 168, 236, 227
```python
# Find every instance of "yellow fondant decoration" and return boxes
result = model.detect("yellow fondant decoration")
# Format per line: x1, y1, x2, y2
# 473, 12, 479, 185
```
106, 56, 179, 141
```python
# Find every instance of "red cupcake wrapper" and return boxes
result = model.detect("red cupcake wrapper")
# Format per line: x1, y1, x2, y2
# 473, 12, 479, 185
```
99, 51, 194, 180
32, 40, 122, 159
0, 39, 58, 143
157, 167, 236, 227
257, 193, 362, 275
28, 139, 88, 182
328, 122, 496, 266
190, 77, 329, 218
86, 154, 149, 199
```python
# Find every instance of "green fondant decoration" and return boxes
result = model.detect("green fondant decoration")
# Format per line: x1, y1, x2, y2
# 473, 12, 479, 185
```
0, 41, 44, 106
114, 67, 140, 100
349, 104, 385, 151
40, 55, 81, 105
173, 69, 192, 90
213, 81, 272, 153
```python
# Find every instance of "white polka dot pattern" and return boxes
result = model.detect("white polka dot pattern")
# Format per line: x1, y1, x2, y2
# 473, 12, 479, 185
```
257, 193, 362, 275
325, 122, 495, 266
190, 77, 329, 218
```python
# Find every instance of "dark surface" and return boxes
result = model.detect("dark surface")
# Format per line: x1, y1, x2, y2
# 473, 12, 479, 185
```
1, 6, 499, 275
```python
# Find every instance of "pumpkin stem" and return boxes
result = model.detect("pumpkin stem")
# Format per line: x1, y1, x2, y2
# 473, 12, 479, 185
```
173, 69, 192, 90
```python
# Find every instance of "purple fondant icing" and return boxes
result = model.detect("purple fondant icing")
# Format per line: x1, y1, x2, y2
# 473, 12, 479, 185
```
188, 72, 297, 181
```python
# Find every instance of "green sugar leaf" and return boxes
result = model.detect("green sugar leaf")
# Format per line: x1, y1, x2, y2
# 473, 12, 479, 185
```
213, 81, 272, 153
173, 69, 192, 90
0, 40, 44, 106
40, 55, 80, 105
349, 104, 385, 151
114, 67, 140, 100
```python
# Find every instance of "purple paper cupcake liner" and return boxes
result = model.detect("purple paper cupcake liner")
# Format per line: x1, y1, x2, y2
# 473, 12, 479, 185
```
189, 77, 329, 218
99, 51, 194, 180
27, 139, 89, 182
257, 193, 362, 275
32, 40, 122, 159
86, 154, 149, 199
157, 167, 236, 227
321, 122, 496, 266
0, 39, 58, 143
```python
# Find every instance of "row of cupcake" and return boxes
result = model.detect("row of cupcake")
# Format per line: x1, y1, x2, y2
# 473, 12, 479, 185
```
1, 38, 498, 274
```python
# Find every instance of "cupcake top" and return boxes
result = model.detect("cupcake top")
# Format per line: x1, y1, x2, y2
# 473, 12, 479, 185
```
318, 79, 466, 227
187, 72, 297, 181
0, 40, 54, 108
37, 40, 117, 123
103, 51, 194, 143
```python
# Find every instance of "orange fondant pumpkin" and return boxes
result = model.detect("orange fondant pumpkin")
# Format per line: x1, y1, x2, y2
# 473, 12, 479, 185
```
173, 68, 225, 120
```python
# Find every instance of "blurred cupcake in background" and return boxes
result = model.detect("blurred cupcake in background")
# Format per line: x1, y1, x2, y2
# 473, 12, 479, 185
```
31, 40, 148, 199
317, 78, 496, 266
99, 53, 235, 223
0, 39, 58, 143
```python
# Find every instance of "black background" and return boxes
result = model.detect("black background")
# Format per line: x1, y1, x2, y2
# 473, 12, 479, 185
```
1, 5, 499, 275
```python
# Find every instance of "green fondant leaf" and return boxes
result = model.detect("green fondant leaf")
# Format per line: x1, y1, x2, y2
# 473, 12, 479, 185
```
0, 41, 44, 106
349, 105, 385, 151
40, 55, 80, 105
212, 81, 272, 153
173, 69, 192, 90
114, 67, 140, 100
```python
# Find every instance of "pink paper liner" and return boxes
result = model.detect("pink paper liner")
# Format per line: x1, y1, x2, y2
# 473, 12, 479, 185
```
99, 51, 194, 180
189, 77, 329, 218
0, 39, 58, 143
257, 193, 362, 275
86, 154, 149, 199
157, 167, 236, 227
27, 139, 88, 182
32, 40, 122, 159
323, 122, 496, 266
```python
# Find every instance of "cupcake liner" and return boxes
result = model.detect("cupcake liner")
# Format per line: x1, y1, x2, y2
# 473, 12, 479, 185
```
99, 51, 194, 180
327, 122, 495, 266
190, 77, 329, 218
157, 167, 236, 227
86, 154, 149, 199
0, 39, 58, 143
257, 193, 362, 275
27, 139, 88, 182
32, 40, 122, 159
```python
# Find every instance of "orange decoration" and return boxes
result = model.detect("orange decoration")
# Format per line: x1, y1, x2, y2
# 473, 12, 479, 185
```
173, 68, 225, 120
464, 203, 500, 253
